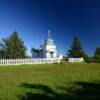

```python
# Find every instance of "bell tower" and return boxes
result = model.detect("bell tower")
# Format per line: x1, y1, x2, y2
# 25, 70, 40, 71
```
45, 31, 57, 58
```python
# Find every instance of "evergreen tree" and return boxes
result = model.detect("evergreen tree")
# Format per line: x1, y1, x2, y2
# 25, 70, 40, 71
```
0, 49, 5, 58
0, 31, 27, 58
93, 47, 100, 63
0, 49, 2, 58
67, 36, 86, 58
0, 41, 6, 58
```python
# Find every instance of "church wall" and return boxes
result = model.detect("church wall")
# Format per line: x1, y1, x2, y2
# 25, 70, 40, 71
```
53, 51, 57, 58
46, 45, 56, 52
46, 45, 57, 58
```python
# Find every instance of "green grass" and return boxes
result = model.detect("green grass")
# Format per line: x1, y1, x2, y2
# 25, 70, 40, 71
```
0, 63, 100, 100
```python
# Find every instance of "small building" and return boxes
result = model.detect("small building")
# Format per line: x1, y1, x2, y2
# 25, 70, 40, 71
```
32, 31, 57, 58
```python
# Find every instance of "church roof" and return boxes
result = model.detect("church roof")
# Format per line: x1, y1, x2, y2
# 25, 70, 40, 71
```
32, 48, 41, 52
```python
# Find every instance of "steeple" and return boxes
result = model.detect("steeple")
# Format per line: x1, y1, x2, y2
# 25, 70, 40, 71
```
48, 30, 51, 38
47, 30, 54, 45
41, 39, 44, 45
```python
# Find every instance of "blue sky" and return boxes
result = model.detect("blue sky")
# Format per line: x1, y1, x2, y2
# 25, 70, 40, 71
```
0, 0, 100, 56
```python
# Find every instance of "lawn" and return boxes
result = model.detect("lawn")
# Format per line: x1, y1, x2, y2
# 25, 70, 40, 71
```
0, 63, 100, 100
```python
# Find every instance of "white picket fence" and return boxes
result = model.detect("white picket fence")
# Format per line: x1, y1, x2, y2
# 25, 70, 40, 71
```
68, 58, 84, 63
0, 58, 61, 66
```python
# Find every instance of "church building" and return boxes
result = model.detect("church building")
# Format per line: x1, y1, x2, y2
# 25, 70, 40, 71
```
32, 31, 57, 58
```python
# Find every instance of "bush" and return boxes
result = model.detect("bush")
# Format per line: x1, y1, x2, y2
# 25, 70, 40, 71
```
86, 57, 94, 63
93, 55, 100, 63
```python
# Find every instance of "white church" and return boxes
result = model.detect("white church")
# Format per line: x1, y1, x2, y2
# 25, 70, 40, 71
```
32, 31, 58, 58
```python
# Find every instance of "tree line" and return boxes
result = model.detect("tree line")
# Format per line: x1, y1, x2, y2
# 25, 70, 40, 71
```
0, 31, 100, 63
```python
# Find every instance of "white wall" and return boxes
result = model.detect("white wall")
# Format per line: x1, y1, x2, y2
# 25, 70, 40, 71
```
68, 58, 84, 63
46, 45, 57, 58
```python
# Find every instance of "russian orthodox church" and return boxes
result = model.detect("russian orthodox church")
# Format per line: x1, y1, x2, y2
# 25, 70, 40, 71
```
32, 31, 57, 58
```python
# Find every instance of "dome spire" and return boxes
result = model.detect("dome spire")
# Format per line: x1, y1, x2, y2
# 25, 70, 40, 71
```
47, 30, 54, 45
48, 30, 51, 38
41, 39, 44, 45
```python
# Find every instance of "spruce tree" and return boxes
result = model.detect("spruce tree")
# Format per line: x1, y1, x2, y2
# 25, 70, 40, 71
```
93, 47, 100, 63
0, 49, 5, 58
0, 31, 27, 58
67, 36, 86, 58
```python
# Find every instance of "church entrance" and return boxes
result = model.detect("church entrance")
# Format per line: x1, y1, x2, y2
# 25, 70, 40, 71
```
50, 52, 53, 58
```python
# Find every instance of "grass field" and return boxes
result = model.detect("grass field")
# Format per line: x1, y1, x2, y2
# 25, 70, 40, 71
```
0, 63, 100, 100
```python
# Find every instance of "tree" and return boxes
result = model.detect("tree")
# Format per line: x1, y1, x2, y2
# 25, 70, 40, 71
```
0, 31, 27, 58
0, 41, 7, 58
0, 49, 6, 59
93, 47, 100, 63
67, 36, 87, 59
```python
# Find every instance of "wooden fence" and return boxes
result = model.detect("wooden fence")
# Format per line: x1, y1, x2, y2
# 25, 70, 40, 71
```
0, 58, 61, 65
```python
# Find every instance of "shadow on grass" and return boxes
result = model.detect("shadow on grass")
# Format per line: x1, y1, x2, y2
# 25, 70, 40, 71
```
19, 81, 100, 100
